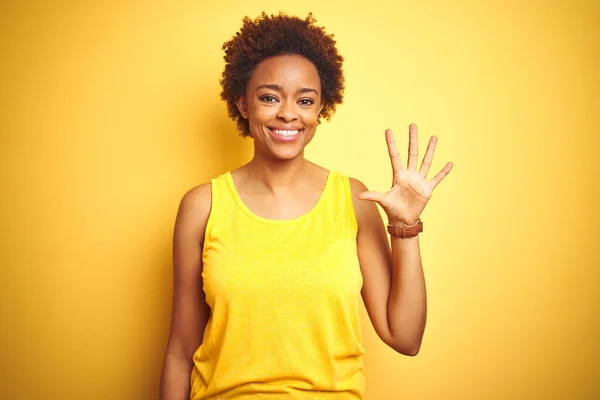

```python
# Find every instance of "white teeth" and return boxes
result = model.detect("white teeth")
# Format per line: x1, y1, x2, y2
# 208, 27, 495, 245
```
273, 129, 300, 137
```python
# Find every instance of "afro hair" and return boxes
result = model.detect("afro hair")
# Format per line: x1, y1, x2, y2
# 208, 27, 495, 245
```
220, 12, 345, 137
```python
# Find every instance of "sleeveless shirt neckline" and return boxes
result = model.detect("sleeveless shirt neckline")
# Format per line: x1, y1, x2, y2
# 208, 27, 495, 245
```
224, 170, 334, 225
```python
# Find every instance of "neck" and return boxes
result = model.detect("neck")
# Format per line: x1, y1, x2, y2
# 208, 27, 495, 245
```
243, 152, 312, 193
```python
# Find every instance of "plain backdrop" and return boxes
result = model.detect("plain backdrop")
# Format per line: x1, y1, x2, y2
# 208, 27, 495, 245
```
1, 1, 598, 399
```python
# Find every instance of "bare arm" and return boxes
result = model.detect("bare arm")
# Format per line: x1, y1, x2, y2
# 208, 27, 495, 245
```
350, 125, 452, 356
160, 183, 212, 399
350, 178, 426, 356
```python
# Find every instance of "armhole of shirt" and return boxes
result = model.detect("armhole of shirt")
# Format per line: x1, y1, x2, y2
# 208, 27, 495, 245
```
342, 175, 359, 238
203, 177, 217, 243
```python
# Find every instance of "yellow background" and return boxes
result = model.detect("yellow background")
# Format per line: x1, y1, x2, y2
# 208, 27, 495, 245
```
1, 1, 598, 399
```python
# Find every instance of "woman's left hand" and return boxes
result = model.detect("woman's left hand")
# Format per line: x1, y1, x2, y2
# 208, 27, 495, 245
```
358, 123, 453, 226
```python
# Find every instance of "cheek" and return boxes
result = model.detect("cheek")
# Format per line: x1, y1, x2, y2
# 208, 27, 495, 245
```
249, 104, 277, 122
303, 110, 320, 125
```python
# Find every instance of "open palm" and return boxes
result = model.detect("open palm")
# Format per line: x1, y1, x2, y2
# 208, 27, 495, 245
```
358, 123, 453, 226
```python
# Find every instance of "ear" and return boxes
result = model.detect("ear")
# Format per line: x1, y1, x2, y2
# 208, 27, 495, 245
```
318, 101, 325, 116
236, 96, 249, 119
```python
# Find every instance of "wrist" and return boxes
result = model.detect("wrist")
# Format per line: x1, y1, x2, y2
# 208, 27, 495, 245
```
387, 217, 423, 238
388, 217, 419, 227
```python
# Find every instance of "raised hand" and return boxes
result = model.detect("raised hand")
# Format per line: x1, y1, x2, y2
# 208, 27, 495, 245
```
358, 123, 453, 226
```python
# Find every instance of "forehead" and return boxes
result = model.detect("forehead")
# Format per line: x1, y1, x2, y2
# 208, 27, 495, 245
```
248, 54, 321, 92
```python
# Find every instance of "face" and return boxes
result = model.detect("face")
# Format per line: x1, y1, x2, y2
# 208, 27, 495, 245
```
237, 54, 324, 161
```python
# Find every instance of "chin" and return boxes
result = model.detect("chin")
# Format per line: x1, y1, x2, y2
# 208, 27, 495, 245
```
270, 149, 304, 161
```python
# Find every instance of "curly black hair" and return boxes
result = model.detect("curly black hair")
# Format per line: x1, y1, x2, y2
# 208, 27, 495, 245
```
220, 12, 345, 137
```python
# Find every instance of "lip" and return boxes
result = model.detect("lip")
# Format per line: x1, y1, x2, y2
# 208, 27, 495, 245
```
267, 127, 303, 142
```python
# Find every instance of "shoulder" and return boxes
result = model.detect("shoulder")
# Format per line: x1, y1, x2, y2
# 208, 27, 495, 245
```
175, 182, 213, 242
347, 176, 368, 207
348, 176, 369, 194
180, 182, 212, 214
346, 177, 379, 223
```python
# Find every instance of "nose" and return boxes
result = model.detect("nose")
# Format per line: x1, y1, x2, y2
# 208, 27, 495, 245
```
276, 99, 298, 122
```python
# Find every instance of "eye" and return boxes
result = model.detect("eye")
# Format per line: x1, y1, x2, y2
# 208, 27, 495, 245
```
259, 95, 278, 103
298, 98, 315, 106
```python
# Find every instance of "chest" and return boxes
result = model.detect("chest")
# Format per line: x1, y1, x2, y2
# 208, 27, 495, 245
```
236, 189, 323, 220
202, 223, 362, 307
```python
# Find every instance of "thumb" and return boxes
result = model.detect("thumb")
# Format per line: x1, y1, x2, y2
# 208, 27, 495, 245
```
358, 191, 386, 205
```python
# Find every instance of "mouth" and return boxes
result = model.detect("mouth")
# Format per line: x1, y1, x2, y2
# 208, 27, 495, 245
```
267, 127, 303, 142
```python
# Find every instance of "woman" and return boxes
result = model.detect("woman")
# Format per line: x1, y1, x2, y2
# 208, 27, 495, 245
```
160, 12, 453, 400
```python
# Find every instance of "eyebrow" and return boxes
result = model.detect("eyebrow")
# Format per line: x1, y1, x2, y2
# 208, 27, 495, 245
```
255, 84, 319, 96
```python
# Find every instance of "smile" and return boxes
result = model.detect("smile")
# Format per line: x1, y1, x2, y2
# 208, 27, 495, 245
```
273, 129, 300, 137
267, 127, 303, 142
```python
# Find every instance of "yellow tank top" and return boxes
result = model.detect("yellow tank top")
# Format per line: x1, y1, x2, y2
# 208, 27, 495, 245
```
190, 170, 365, 399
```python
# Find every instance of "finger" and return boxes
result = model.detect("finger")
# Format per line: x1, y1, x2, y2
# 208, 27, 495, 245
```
428, 162, 454, 190
358, 191, 387, 207
407, 123, 419, 171
385, 129, 403, 180
419, 135, 437, 178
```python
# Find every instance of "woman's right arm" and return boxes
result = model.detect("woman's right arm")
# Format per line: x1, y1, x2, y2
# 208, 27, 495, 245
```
159, 183, 212, 400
